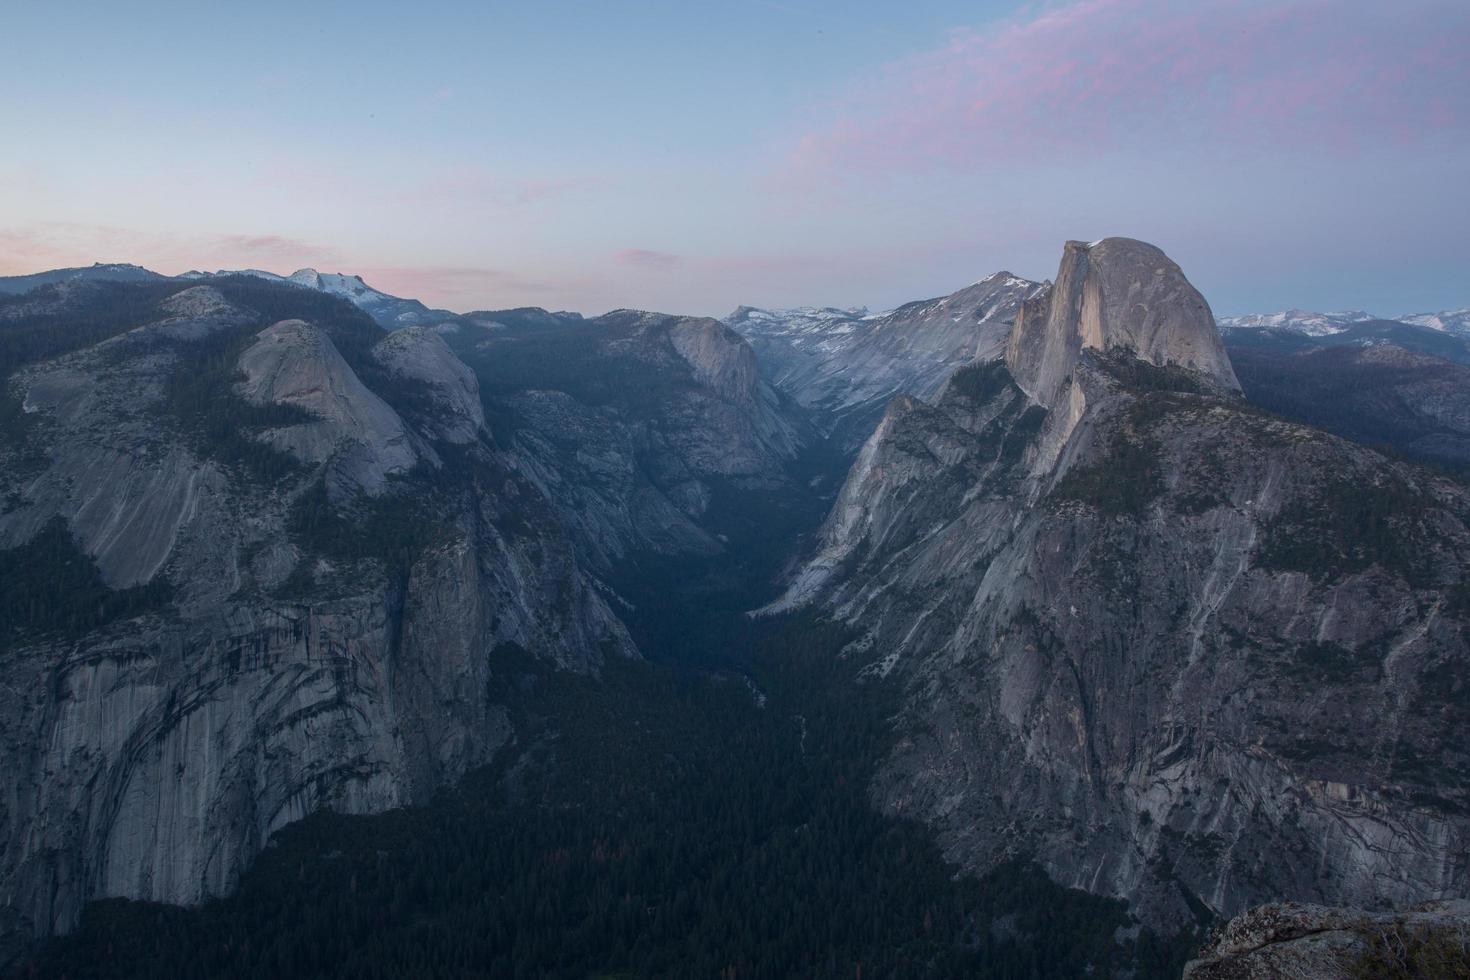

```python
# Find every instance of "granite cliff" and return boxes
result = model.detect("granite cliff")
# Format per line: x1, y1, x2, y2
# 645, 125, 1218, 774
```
771, 238, 1470, 929
0, 278, 632, 940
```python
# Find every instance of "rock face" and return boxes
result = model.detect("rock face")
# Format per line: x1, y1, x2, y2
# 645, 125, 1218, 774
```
0, 279, 632, 939
773, 238, 1470, 929
237, 319, 421, 497
444, 308, 811, 572
728, 271, 1046, 451
1006, 238, 1239, 410
1183, 900, 1470, 978
372, 325, 486, 444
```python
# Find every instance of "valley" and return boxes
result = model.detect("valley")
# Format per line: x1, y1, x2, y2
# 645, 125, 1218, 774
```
0, 242, 1467, 978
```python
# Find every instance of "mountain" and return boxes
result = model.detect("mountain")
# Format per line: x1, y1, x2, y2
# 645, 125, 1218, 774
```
0, 263, 165, 294
1398, 308, 1470, 336
1, 263, 467, 331
1222, 316, 1470, 365
183, 268, 457, 329
1218, 307, 1470, 341
1229, 340, 1470, 471
1221, 313, 1470, 471
727, 271, 1047, 451
0, 275, 633, 940
438, 307, 819, 583
770, 238, 1470, 929
1216, 309, 1375, 336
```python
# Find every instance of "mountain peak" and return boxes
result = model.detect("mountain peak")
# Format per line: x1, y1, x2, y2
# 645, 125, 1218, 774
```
1006, 237, 1240, 408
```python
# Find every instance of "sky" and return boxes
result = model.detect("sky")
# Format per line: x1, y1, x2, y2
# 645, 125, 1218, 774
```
1, 0, 1467, 318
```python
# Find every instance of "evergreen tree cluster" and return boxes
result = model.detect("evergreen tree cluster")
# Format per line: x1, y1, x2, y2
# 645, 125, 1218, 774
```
0, 517, 173, 651
20, 619, 1198, 979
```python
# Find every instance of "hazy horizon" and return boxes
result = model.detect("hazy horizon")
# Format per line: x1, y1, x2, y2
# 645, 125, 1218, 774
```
3, 0, 1466, 318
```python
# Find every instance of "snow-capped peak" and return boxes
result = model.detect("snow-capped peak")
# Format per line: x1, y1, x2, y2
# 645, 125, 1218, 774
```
1216, 309, 1373, 337
1397, 309, 1470, 336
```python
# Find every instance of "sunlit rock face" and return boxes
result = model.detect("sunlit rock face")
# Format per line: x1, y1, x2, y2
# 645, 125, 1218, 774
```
774, 238, 1470, 929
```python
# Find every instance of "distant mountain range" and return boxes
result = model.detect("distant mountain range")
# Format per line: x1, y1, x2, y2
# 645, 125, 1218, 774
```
4, 260, 1465, 345
0, 263, 455, 330
0, 262, 166, 294
1219, 307, 1470, 340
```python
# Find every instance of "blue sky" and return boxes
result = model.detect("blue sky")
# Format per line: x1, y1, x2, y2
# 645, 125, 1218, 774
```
2, 0, 1466, 318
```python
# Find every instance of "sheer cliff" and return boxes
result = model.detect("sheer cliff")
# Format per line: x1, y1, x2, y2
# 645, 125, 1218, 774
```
772, 238, 1470, 929
0, 278, 632, 940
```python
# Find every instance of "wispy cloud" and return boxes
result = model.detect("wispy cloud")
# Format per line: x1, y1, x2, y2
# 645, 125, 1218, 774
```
789, 0, 1470, 179
614, 248, 680, 270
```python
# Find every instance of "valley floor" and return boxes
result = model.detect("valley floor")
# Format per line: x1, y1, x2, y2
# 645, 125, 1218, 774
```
18, 602, 1199, 979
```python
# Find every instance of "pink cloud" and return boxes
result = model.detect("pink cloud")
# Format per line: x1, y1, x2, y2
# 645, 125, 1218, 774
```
614, 248, 680, 270
791, 0, 1470, 178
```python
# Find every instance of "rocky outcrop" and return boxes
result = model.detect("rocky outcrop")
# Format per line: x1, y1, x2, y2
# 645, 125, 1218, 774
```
1005, 238, 1238, 469
1183, 900, 1470, 978
0, 280, 632, 940
1007, 239, 1238, 407
373, 325, 486, 444
602, 310, 806, 474
728, 272, 1047, 451
237, 319, 420, 497
773, 238, 1470, 930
